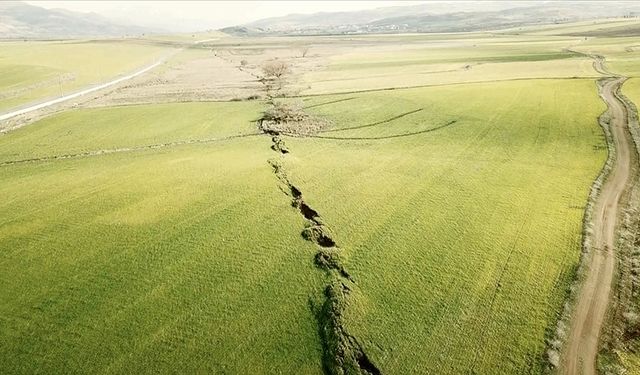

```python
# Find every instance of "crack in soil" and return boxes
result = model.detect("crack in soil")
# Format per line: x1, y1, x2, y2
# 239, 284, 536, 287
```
262, 118, 381, 375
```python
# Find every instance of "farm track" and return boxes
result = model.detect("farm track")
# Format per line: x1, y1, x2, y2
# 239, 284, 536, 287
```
562, 57, 639, 375
0, 132, 262, 166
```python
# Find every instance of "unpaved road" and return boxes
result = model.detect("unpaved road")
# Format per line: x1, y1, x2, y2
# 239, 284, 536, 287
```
562, 61, 636, 374
0, 48, 183, 123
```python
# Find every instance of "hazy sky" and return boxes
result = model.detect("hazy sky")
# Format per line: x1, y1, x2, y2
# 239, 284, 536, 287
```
27, 1, 424, 32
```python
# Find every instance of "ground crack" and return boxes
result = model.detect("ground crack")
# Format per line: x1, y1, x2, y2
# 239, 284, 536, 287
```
263, 121, 381, 375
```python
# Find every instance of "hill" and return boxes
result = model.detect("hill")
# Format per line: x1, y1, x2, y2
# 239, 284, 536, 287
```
0, 1, 152, 39
222, 1, 640, 35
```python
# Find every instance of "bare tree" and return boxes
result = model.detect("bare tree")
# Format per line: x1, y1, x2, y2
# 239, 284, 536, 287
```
300, 47, 310, 58
261, 61, 291, 80
260, 60, 291, 96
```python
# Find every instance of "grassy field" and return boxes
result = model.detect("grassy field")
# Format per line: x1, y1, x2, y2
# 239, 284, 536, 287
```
282, 78, 606, 374
0, 101, 263, 163
300, 35, 597, 94
0, 102, 325, 374
0, 26, 625, 374
0, 40, 169, 111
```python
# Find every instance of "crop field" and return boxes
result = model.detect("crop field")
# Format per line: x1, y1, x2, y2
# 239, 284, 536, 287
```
0, 40, 169, 111
1, 16, 639, 375
282, 78, 606, 374
0, 103, 325, 374
0, 101, 263, 163
300, 35, 598, 94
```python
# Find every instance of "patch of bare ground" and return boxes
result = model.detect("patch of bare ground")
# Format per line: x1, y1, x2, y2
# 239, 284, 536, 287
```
85, 52, 262, 106
260, 101, 332, 136
85, 43, 332, 107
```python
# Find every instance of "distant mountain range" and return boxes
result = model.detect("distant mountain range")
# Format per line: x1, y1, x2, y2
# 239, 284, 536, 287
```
3, 1, 640, 39
0, 1, 153, 39
222, 1, 640, 36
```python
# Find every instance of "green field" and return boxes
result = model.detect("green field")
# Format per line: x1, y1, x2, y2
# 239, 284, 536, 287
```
0, 78, 606, 373
0, 102, 325, 374
0, 40, 169, 111
0, 101, 262, 163
2, 18, 639, 375
300, 35, 597, 94
285, 78, 606, 373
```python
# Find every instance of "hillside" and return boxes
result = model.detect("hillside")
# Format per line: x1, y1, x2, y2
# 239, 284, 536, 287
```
223, 1, 640, 35
0, 1, 151, 39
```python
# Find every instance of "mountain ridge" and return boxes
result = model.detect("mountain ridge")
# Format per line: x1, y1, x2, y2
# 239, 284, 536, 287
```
222, 1, 640, 36
0, 1, 155, 39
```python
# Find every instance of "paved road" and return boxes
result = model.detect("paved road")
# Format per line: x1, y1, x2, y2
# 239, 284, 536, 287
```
0, 49, 183, 122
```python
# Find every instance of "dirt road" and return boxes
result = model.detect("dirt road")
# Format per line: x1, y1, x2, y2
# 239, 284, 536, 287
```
562, 61, 636, 374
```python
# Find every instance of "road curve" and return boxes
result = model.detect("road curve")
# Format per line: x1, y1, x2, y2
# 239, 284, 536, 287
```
0, 49, 180, 122
562, 61, 636, 374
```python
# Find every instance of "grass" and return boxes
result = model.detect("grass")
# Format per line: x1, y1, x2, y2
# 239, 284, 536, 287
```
0, 101, 263, 163
0, 104, 325, 373
0, 30, 622, 375
517, 18, 640, 36
0, 40, 169, 111
283, 78, 606, 374
570, 36, 640, 77
300, 37, 597, 94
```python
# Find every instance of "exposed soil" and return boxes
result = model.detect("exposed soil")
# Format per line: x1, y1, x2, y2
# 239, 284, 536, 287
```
86, 53, 262, 106
85, 43, 331, 107
561, 58, 639, 375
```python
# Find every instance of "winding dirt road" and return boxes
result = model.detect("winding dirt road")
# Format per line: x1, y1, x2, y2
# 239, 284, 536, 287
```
562, 60, 637, 374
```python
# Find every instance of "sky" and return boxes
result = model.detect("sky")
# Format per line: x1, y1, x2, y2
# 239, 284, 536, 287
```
27, 1, 425, 32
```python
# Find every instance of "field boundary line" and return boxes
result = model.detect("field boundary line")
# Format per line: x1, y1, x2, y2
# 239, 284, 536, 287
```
320, 108, 424, 133
0, 132, 262, 167
285, 119, 458, 141
293, 76, 598, 98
